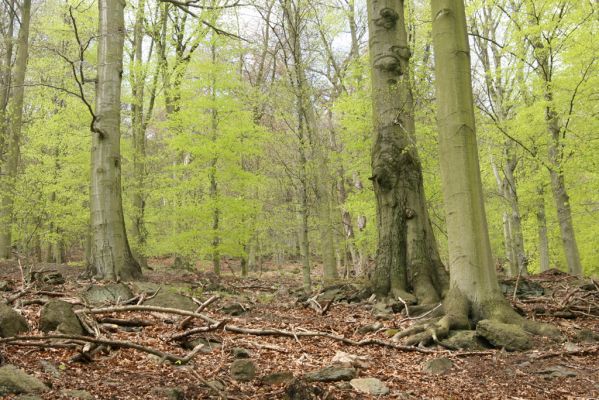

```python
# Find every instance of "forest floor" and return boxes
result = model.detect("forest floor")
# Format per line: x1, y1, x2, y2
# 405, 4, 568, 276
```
0, 259, 598, 400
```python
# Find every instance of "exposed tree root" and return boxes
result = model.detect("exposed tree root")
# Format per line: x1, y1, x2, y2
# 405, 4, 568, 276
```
393, 288, 562, 348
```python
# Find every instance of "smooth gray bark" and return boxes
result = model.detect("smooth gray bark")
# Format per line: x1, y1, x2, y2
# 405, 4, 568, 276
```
89, 0, 141, 280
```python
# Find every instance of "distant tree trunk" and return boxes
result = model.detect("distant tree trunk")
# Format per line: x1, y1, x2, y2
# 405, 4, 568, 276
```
0, 0, 30, 259
209, 43, 221, 276
367, 0, 448, 303
89, 0, 141, 281
526, 3, 582, 276
129, 0, 148, 269
536, 186, 550, 272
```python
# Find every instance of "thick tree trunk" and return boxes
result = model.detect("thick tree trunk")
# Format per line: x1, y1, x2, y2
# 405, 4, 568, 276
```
0, 0, 30, 259
367, 0, 448, 303
536, 186, 550, 273
90, 0, 141, 281
431, 0, 503, 316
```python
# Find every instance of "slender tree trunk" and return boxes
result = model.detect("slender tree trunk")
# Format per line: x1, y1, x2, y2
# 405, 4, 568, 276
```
209, 43, 221, 276
367, 0, 448, 303
536, 186, 550, 272
89, 0, 141, 281
0, 0, 30, 259
526, 2, 583, 276
130, 0, 148, 269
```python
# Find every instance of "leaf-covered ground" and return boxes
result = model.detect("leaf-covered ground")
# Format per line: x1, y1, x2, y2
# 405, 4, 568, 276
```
1, 260, 598, 399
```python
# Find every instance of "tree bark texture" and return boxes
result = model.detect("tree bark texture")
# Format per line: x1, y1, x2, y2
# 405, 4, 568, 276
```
90, 0, 141, 281
431, 0, 504, 316
536, 186, 550, 272
367, 0, 448, 303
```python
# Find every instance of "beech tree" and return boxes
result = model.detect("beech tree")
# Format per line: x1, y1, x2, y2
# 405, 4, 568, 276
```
395, 0, 559, 345
367, 0, 448, 304
89, 0, 141, 280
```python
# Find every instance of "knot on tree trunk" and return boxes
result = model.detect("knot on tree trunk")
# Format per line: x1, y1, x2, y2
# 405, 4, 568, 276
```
374, 8, 399, 29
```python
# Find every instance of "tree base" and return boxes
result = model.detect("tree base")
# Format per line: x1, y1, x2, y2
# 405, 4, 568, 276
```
392, 288, 562, 349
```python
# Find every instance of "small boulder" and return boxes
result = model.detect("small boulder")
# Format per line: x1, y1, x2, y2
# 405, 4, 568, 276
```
0, 365, 49, 396
220, 303, 247, 316
421, 357, 453, 375
350, 378, 390, 396
145, 291, 197, 312
357, 322, 383, 334
230, 359, 256, 382
0, 304, 29, 337
261, 371, 294, 385
150, 386, 185, 400
284, 379, 323, 400
0, 280, 12, 291
232, 348, 251, 359
574, 329, 599, 344
40, 300, 84, 335
81, 283, 134, 306
441, 330, 488, 350
476, 320, 532, 351
182, 337, 221, 353
305, 366, 356, 382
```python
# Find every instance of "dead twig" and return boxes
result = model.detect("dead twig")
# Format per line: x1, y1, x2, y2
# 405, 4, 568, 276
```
179, 295, 220, 329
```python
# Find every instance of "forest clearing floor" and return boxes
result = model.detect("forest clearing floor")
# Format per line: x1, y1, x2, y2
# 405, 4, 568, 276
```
0, 260, 598, 400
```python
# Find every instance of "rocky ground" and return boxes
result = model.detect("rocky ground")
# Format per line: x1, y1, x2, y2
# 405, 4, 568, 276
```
0, 260, 598, 399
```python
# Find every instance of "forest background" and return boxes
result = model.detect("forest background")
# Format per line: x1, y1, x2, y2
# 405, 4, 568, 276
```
0, 0, 597, 281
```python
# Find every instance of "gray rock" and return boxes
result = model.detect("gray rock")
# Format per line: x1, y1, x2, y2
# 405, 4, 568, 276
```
441, 330, 488, 350
183, 337, 221, 353
536, 365, 578, 379
357, 322, 383, 334
0, 365, 49, 396
371, 303, 393, 320
232, 347, 251, 359
574, 329, 599, 343
151, 386, 185, 400
422, 357, 453, 375
305, 366, 357, 382
0, 304, 29, 337
15, 395, 43, 400
220, 303, 247, 316
38, 360, 61, 378
350, 378, 389, 395
230, 359, 256, 382
205, 380, 225, 391
81, 283, 134, 306
130, 282, 162, 295
262, 371, 294, 385
40, 300, 84, 335
284, 379, 323, 400
60, 389, 94, 399
0, 280, 12, 291
476, 319, 532, 351
145, 291, 197, 312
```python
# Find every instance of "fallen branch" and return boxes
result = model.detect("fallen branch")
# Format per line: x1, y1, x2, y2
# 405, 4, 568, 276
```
0, 334, 205, 364
179, 295, 220, 329
529, 345, 599, 360
170, 319, 229, 341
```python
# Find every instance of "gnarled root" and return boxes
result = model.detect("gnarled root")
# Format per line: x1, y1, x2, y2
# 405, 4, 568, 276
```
393, 288, 562, 349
